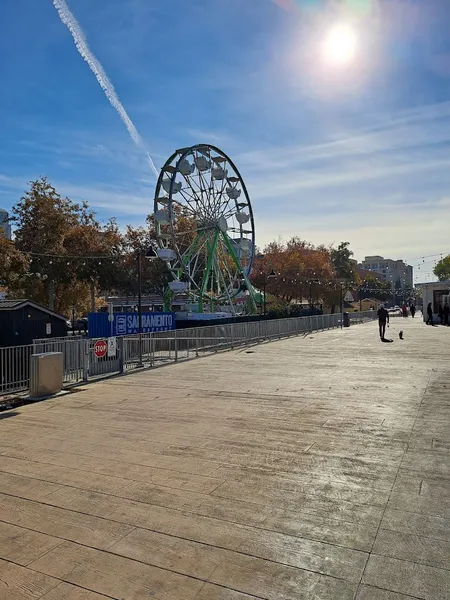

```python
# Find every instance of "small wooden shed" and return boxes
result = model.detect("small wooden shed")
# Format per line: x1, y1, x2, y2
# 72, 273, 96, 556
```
0, 299, 67, 347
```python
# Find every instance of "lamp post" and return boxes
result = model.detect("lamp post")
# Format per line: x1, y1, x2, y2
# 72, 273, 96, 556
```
136, 246, 158, 368
262, 269, 276, 317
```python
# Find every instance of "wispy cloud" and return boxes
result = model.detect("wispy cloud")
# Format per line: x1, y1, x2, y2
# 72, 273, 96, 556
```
230, 100, 450, 267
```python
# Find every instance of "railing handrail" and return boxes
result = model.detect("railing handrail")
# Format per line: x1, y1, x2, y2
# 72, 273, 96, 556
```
2, 311, 377, 397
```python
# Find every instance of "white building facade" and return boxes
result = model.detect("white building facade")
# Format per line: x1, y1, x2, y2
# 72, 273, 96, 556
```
421, 281, 450, 320
360, 255, 413, 289
0, 209, 11, 240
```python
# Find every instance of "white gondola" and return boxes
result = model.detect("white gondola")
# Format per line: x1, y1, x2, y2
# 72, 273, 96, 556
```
154, 209, 170, 224
234, 237, 251, 252
155, 196, 169, 205
236, 211, 250, 224
157, 248, 177, 261
226, 187, 241, 200
168, 280, 189, 292
178, 159, 195, 176
211, 167, 227, 180
194, 156, 211, 172
162, 179, 182, 194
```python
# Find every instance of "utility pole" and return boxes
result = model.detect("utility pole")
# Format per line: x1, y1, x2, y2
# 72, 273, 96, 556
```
136, 250, 144, 368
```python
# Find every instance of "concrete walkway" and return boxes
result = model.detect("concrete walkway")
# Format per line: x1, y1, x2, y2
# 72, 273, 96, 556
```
0, 317, 449, 600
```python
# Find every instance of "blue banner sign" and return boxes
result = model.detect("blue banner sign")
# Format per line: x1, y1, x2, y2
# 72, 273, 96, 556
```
88, 311, 175, 338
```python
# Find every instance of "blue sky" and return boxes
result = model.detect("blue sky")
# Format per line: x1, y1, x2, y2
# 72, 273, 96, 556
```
1, 0, 450, 281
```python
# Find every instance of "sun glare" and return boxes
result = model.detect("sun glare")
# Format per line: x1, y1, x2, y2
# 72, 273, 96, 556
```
322, 23, 358, 66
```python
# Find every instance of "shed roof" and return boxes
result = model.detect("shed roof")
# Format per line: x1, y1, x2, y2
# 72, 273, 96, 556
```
0, 299, 67, 321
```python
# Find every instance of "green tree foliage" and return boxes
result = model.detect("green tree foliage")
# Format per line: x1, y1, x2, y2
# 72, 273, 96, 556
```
433, 255, 450, 281
330, 241, 357, 281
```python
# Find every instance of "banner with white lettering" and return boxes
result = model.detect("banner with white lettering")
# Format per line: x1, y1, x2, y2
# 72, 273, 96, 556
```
88, 312, 175, 338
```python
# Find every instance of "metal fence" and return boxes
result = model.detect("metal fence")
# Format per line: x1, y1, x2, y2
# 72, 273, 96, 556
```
1, 311, 376, 397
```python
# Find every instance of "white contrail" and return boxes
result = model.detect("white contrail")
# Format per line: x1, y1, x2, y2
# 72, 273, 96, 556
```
52, 0, 159, 177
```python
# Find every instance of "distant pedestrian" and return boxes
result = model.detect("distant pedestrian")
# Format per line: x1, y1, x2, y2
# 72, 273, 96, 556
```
410, 303, 416, 318
402, 305, 408, 318
426, 302, 434, 325
439, 304, 444, 325
444, 302, 449, 326
377, 304, 389, 340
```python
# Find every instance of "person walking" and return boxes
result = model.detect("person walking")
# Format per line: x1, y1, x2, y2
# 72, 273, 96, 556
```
410, 303, 416, 318
426, 302, 434, 325
444, 302, 449, 326
377, 304, 389, 340
439, 304, 444, 325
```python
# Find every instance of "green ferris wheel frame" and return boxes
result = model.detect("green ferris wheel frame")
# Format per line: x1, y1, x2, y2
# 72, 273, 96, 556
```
153, 144, 257, 314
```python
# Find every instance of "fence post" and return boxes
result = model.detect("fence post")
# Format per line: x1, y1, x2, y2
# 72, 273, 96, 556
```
118, 337, 124, 374
82, 339, 89, 383
174, 330, 178, 362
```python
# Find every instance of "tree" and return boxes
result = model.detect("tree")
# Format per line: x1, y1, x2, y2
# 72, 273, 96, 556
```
359, 277, 392, 301
7, 177, 131, 314
113, 218, 170, 298
12, 178, 99, 311
330, 242, 357, 281
251, 237, 335, 306
63, 217, 124, 312
434, 255, 450, 282
0, 233, 29, 289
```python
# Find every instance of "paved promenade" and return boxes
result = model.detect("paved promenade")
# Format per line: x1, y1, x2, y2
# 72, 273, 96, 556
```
0, 317, 449, 600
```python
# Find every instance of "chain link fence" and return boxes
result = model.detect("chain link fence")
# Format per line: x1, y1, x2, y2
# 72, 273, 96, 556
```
1, 311, 376, 397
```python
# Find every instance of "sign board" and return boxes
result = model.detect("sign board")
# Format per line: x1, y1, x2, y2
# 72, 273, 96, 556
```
46, 323, 52, 335
107, 337, 117, 358
88, 312, 175, 338
94, 339, 107, 358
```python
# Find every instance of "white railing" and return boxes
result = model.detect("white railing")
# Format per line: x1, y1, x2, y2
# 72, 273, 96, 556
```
0, 311, 376, 397
123, 311, 376, 369
0, 344, 33, 395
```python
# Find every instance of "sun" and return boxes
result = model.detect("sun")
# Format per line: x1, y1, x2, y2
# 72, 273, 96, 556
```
322, 23, 358, 66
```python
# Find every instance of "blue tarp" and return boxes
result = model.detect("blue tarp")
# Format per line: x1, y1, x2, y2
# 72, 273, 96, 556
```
88, 311, 175, 338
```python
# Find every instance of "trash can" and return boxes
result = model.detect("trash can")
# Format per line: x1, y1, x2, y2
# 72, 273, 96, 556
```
343, 312, 350, 328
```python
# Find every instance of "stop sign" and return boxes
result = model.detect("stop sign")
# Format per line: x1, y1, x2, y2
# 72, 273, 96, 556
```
94, 339, 107, 358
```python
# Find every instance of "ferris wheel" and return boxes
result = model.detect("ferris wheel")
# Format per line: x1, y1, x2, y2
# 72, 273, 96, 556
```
153, 144, 256, 313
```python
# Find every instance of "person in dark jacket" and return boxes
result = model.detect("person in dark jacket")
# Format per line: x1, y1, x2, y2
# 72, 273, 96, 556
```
439, 304, 444, 324
410, 303, 416, 318
377, 305, 389, 340
426, 302, 434, 325
444, 302, 449, 326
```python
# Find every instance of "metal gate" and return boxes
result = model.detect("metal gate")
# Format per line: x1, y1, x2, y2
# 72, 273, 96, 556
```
87, 337, 122, 378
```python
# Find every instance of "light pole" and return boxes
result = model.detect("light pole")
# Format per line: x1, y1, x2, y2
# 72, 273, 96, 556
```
136, 246, 158, 368
262, 269, 276, 316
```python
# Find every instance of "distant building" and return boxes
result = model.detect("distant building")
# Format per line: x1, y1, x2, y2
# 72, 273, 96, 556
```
359, 255, 413, 289
0, 208, 11, 240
